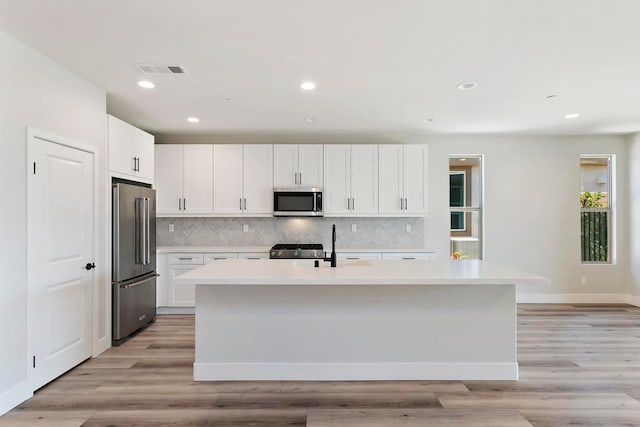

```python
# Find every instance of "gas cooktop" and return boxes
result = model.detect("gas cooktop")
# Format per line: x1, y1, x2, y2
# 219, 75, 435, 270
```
270, 243, 324, 259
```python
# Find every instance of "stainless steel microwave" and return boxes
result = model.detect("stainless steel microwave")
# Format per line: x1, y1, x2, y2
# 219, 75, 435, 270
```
273, 188, 323, 216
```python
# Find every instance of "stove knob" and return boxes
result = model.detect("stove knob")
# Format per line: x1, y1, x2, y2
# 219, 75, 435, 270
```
278, 251, 283, 257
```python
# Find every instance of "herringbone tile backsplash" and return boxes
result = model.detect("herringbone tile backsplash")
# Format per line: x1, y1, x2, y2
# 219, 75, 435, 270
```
157, 217, 424, 249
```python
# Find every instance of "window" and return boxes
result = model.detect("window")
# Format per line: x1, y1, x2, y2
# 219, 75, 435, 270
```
580, 155, 613, 263
449, 156, 483, 259
449, 171, 466, 231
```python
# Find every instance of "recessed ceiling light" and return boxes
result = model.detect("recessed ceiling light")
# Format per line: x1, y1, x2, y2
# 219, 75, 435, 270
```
137, 80, 155, 89
300, 81, 316, 91
423, 117, 435, 123
546, 94, 558, 99
304, 117, 316, 123
187, 117, 200, 123
225, 97, 233, 102
456, 81, 477, 91
564, 113, 580, 119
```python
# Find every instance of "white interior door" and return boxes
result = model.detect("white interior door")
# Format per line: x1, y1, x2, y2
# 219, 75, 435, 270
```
28, 135, 95, 390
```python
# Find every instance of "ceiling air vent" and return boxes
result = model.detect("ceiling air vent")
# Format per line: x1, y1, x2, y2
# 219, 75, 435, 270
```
134, 64, 187, 74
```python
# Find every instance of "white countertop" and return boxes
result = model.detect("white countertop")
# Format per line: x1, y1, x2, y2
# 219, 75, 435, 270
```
157, 246, 435, 254
176, 259, 549, 286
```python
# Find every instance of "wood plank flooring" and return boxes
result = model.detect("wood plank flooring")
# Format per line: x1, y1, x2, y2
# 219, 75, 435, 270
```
1, 304, 639, 426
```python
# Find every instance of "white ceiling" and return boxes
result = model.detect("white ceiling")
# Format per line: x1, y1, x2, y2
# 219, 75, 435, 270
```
1, 0, 640, 136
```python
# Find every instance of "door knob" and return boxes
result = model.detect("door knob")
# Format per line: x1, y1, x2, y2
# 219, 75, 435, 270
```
85, 262, 96, 270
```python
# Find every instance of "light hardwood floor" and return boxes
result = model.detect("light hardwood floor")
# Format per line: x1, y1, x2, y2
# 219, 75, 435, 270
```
1, 304, 640, 426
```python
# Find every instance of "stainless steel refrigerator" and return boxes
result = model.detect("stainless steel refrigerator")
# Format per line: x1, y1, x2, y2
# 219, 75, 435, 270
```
112, 180, 157, 345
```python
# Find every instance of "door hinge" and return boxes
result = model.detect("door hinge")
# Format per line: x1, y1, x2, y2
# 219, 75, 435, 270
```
33, 162, 36, 175
32, 355, 36, 368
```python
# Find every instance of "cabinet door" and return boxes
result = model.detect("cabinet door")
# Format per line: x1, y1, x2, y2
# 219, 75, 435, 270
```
378, 145, 404, 214
298, 144, 323, 188
183, 145, 213, 213
213, 145, 244, 214
323, 145, 351, 214
155, 145, 183, 215
403, 145, 428, 215
273, 144, 298, 188
382, 252, 433, 260
204, 253, 238, 264
108, 115, 135, 176
134, 128, 155, 181
350, 144, 378, 214
238, 252, 269, 260
243, 145, 273, 214
169, 265, 200, 306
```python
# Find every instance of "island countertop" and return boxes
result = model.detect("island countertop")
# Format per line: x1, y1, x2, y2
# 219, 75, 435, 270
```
176, 259, 549, 286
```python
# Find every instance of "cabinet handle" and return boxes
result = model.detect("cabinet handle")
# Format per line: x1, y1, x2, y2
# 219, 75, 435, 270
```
132, 157, 137, 172
400, 198, 404, 210
178, 198, 182, 210
404, 198, 408, 210
183, 198, 186, 210
244, 198, 247, 210
178, 257, 193, 260
347, 198, 351, 210
136, 157, 140, 172
294, 172, 298, 185
213, 257, 227, 260
247, 257, 260, 260
352, 197, 355, 211
240, 198, 242, 210
402, 257, 416, 260
346, 257, 359, 260
299, 172, 302, 185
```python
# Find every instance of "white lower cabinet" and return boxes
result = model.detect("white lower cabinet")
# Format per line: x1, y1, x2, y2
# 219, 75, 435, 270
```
238, 252, 269, 260
381, 252, 433, 260
337, 252, 382, 260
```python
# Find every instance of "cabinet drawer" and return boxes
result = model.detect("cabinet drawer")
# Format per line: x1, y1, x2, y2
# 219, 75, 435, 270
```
238, 252, 269, 260
337, 252, 382, 260
382, 252, 433, 260
204, 253, 238, 264
168, 253, 204, 265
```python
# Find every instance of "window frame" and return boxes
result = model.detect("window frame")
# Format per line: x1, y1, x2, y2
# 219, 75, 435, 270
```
449, 170, 467, 231
579, 155, 614, 265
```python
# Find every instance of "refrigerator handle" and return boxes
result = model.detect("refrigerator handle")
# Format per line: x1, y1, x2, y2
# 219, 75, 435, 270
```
144, 197, 150, 264
135, 197, 144, 265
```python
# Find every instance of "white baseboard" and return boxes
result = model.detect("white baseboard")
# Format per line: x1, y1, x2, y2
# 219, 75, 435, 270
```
518, 293, 639, 306
626, 294, 640, 307
0, 382, 32, 416
193, 362, 518, 381
157, 306, 195, 315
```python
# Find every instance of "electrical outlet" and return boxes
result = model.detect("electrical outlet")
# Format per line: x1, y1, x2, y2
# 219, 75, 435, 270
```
168, 224, 175, 232
351, 223, 357, 232
243, 224, 249, 232
581, 277, 588, 286
406, 223, 411, 232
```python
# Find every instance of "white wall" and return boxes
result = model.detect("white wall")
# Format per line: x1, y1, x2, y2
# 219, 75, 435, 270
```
629, 133, 640, 299
0, 30, 106, 413
421, 135, 630, 297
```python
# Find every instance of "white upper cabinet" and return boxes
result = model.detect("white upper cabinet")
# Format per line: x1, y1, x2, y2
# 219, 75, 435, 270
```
108, 115, 155, 182
213, 144, 273, 215
213, 145, 244, 214
155, 144, 213, 215
273, 144, 323, 188
379, 144, 428, 215
324, 144, 378, 215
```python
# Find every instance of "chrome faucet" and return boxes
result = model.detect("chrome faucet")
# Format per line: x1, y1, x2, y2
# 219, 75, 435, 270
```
323, 224, 337, 267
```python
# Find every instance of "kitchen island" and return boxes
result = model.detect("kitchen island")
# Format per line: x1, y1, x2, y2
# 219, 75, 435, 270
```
176, 259, 548, 381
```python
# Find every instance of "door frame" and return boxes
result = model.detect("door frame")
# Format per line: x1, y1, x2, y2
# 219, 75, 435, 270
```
26, 127, 100, 390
